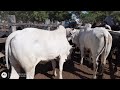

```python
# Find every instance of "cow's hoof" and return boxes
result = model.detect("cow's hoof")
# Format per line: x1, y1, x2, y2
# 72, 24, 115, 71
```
80, 61, 83, 65
59, 76, 63, 79
93, 76, 97, 79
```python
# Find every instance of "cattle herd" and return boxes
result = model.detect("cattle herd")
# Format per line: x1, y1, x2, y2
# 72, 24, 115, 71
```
2, 23, 120, 79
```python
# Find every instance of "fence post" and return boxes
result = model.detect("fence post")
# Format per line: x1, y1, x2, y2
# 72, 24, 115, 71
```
8, 15, 16, 34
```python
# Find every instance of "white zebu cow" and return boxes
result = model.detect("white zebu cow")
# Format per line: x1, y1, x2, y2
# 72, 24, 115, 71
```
70, 24, 112, 79
5, 25, 73, 79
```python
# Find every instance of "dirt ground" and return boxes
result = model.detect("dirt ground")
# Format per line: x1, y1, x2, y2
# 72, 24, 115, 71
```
0, 51, 120, 79
34, 53, 120, 79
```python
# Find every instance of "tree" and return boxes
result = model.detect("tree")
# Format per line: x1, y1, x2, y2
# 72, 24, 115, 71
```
31, 11, 48, 22
48, 11, 70, 21
1, 11, 120, 24
110, 11, 120, 22
79, 11, 114, 24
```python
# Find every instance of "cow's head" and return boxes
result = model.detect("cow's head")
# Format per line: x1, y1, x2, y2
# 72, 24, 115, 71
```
66, 28, 78, 46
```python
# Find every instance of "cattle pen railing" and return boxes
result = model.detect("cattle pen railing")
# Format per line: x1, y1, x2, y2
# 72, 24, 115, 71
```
0, 15, 59, 44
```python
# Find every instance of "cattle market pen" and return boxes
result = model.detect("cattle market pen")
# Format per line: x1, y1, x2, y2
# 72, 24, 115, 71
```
0, 15, 119, 79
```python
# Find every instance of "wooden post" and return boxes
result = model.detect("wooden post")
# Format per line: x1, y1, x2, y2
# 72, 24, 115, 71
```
8, 15, 16, 34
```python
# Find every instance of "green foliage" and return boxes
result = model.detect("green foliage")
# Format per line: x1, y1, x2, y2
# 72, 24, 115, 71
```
80, 11, 120, 24
0, 11, 71, 22
32, 11, 49, 22
110, 11, 120, 22
0, 11, 120, 24
80, 11, 107, 23
48, 11, 70, 21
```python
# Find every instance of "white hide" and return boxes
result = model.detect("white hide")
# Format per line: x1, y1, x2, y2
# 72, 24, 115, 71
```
71, 27, 112, 79
5, 25, 72, 79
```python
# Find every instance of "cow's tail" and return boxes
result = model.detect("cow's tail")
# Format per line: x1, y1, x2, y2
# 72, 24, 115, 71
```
97, 33, 107, 58
5, 31, 20, 69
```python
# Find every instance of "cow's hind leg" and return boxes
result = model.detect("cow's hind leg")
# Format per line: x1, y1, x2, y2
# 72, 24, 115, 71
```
51, 60, 57, 77
26, 66, 35, 79
10, 66, 19, 79
80, 47, 84, 64
59, 56, 66, 79
98, 38, 112, 79
98, 50, 108, 79
108, 58, 115, 79
10, 62, 22, 79
114, 64, 118, 75
92, 56, 99, 79
9, 56, 22, 79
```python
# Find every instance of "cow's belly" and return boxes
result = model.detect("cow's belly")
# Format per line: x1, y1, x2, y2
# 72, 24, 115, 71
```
11, 37, 69, 68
